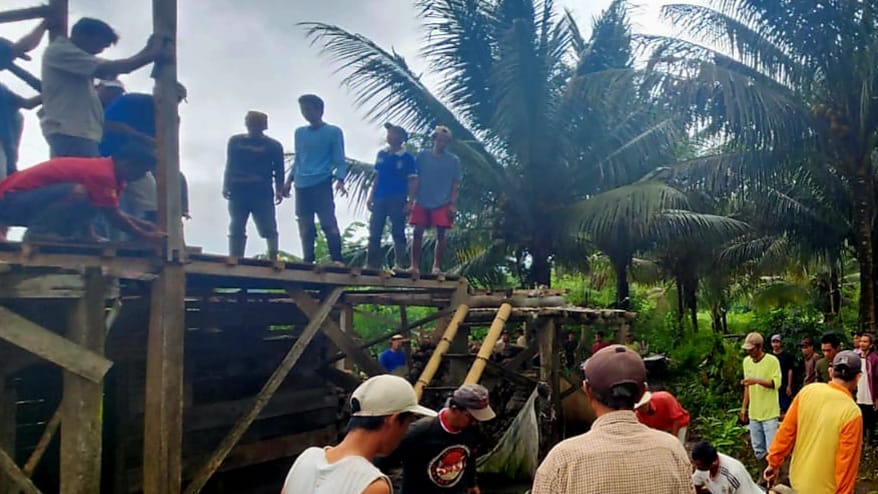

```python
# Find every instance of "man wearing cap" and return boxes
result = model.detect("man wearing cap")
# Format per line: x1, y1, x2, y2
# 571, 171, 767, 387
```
410, 125, 461, 275
0, 144, 165, 243
366, 123, 417, 271
532, 345, 692, 494
282, 94, 347, 265
380, 383, 494, 494
855, 332, 878, 444
739, 332, 781, 462
223, 111, 285, 260
41, 18, 171, 158
282, 374, 435, 494
800, 337, 819, 386
816, 332, 841, 383
769, 334, 795, 416
98, 84, 190, 237
635, 388, 690, 445
379, 334, 408, 376
764, 351, 863, 494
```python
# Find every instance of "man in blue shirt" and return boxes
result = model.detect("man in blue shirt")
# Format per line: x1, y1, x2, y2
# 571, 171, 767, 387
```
223, 111, 285, 260
282, 94, 347, 264
366, 123, 417, 271
379, 334, 408, 376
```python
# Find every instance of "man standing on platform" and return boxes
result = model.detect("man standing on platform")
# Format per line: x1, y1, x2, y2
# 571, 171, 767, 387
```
410, 125, 460, 275
283, 94, 347, 265
40, 17, 169, 157
739, 332, 781, 462
366, 123, 416, 271
816, 332, 841, 383
223, 111, 284, 260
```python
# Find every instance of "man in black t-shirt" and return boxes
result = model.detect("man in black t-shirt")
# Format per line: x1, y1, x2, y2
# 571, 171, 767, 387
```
223, 111, 285, 260
381, 383, 496, 494
770, 334, 795, 415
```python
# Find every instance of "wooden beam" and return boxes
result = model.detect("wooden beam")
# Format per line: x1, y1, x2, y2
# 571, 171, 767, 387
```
0, 307, 112, 383
0, 448, 39, 494
0, 5, 51, 24
183, 287, 343, 494
288, 290, 385, 376
47, 0, 65, 38
338, 304, 353, 370
60, 270, 106, 494
142, 266, 186, 494
0, 373, 16, 494
537, 317, 562, 444
0, 250, 157, 280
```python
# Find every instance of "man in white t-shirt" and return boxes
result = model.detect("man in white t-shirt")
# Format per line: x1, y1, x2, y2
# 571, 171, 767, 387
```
692, 441, 764, 494
281, 375, 436, 494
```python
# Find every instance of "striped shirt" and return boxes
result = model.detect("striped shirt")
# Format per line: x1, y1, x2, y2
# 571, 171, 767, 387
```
767, 382, 862, 494
691, 453, 763, 493
532, 410, 694, 494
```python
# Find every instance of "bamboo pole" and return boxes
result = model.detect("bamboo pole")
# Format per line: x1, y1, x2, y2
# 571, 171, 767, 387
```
414, 304, 469, 399
464, 303, 511, 384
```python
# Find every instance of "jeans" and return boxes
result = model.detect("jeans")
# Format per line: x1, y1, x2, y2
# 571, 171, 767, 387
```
46, 134, 100, 158
749, 417, 779, 460
367, 195, 407, 268
228, 184, 278, 239
294, 180, 342, 263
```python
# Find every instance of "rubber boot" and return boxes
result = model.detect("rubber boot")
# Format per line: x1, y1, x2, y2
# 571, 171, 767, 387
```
229, 235, 247, 258
266, 235, 279, 261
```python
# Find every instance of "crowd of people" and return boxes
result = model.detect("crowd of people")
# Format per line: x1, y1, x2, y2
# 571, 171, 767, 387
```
0, 17, 462, 274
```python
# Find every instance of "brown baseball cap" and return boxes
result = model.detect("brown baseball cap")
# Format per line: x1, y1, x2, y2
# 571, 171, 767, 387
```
451, 384, 496, 422
582, 344, 646, 398
741, 332, 764, 350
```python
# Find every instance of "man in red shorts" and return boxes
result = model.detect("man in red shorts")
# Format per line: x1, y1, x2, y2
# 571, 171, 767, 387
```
410, 125, 460, 275
0, 143, 165, 243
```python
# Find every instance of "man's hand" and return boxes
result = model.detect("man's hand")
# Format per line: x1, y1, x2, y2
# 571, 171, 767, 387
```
466, 487, 480, 494
763, 466, 778, 485
335, 180, 348, 197
741, 378, 754, 386
141, 229, 167, 242
738, 410, 748, 424
282, 182, 292, 198
873, 399, 878, 411
275, 191, 284, 206
449, 204, 457, 216
786, 385, 793, 397
222, 187, 231, 200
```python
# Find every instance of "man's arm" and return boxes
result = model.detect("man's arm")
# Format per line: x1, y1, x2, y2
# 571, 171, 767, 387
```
273, 140, 285, 196
361, 479, 391, 494
13, 20, 48, 55
740, 384, 750, 421
835, 415, 863, 493
283, 131, 299, 195
764, 394, 800, 483
333, 127, 348, 182
180, 173, 190, 219
93, 35, 169, 80
105, 208, 164, 241
449, 181, 459, 213
223, 137, 236, 198
786, 366, 794, 395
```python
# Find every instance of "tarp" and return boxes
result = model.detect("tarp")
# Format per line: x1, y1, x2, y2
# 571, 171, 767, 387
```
476, 388, 540, 480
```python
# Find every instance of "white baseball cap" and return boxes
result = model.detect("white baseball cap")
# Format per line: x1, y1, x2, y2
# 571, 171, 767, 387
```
351, 375, 437, 417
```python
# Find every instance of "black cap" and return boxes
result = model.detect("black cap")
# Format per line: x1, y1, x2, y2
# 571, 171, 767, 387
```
384, 122, 409, 141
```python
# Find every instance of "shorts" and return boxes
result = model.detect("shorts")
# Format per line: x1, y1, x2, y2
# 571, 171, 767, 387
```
46, 134, 101, 158
409, 203, 453, 229
0, 183, 76, 225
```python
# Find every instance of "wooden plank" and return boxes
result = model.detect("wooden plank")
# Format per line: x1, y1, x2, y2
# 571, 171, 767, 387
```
0, 373, 16, 494
0, 307, 112, 383
60, 270, 106, 494
0, 448, 39, 494
48, 0, 66, 38
142, 265, 186, 494
288, 289, 384, 376
0, 250, 157, 280
183, 287, 343, 494
0, 272, 85, 299
338, 304, 353, 370
0, 5, 50, 24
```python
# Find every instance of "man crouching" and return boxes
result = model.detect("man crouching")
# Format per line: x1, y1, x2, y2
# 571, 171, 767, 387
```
0, 142, 166, 243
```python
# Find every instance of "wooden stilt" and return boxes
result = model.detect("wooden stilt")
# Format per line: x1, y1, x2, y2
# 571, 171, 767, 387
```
0, 448, 39, 494
47, 0, 66, 38
0, 370, 16, 494
537, 317, 562, 443
183, 288, 343, 494
338, 304, 354, 371
60, 269, 106, 494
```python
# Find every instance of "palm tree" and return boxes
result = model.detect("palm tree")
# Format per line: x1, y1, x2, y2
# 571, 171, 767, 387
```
300, 0, 680, 287
647, 0, 878, 330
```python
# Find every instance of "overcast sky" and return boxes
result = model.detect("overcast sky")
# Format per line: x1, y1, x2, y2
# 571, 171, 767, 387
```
1, 0, 689, 257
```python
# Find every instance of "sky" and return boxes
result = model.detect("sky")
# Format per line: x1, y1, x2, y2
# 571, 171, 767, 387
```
0, 0, 688, 257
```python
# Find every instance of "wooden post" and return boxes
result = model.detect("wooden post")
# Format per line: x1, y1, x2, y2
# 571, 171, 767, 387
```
537, 317, 562, 443
399, 305, 411, 369
338, 304, 353, 371
143, 1, 186, 493
184, 288, 343, 494
47, 0, 66, 38
60, 269, 106, 494
0, 370, 16, 494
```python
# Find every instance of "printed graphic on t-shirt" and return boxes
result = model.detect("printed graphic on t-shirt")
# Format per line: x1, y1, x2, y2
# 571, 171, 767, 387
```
427, 445, 470, 488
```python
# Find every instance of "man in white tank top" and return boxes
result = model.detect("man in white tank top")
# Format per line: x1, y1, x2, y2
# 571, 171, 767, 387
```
281, 375, 436, 494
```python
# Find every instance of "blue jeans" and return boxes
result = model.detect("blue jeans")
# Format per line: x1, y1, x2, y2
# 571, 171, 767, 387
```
749, 417, 779, 460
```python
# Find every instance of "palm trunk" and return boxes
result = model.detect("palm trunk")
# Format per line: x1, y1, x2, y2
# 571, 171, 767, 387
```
851, 168, 877, 331
530, 249, 552, 288
827, 256, 841, 322
612, 257, 630, 310
685, 277, 699, 333
675, 278, 684, 327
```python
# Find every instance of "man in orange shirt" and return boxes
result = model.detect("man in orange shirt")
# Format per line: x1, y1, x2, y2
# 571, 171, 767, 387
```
635, 389, 691, 445
0, 143, 165, 242
764, 350, 863, 494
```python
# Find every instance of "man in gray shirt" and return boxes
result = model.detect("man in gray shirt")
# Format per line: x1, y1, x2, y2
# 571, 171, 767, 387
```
409, 125, 461, 275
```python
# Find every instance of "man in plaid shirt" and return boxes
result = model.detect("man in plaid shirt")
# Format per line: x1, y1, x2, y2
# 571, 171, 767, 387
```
532, 345, 694, 494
